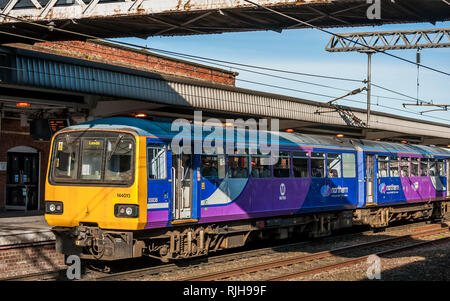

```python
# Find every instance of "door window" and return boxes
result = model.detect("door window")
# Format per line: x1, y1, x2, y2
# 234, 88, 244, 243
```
147, 144, 167, 180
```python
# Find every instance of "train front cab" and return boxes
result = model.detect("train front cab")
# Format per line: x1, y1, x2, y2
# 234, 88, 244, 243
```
44, 130, 150, 260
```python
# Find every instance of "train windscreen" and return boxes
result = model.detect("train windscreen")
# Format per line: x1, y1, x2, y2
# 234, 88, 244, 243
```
50, 131, 135, 185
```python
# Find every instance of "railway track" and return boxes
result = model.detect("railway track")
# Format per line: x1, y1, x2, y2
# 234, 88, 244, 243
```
179, 225, 450, 281
3, 221, 447, 281
92, 222, 448, 281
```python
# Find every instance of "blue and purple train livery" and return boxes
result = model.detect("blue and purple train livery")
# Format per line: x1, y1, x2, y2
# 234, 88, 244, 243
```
45, 117, 450, 261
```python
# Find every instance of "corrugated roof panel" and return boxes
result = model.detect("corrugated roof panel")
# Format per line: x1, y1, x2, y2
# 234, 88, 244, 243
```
3, 46, 450, 141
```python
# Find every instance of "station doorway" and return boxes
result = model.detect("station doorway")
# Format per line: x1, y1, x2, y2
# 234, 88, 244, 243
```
5, 146, 40, 211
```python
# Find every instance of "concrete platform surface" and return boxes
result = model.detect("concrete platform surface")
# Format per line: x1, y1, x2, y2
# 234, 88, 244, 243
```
0, 213, 54, 247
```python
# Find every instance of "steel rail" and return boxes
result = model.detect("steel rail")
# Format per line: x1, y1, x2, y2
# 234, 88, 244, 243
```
180, 226, 449, 281
266, 234, 450, 281
3, 221, 443, 281
93, 222, 437, 281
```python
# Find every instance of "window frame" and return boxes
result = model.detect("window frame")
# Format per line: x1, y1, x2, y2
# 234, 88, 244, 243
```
103, 137, 135, 183
292, 151, 309, 178
310, 152, 326, 178
420, 158, 429, 176
147, 143, 167, 180
377, 155, 390, 178
49, 131, 136, 187
342, 152, 357, 178
410, 157, 420, 177
227, 154, 250, 179
273, 151, 292, 178
250, 155, 272, 179
437, 159, 446, 177
389, 156, 400, 177
326, 152, 342, 178
400, 157, 411, 177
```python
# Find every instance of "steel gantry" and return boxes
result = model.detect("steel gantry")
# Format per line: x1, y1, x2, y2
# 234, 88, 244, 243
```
1, 0, 450, 43
325, 28, 450, 125
325, 28, 450, 52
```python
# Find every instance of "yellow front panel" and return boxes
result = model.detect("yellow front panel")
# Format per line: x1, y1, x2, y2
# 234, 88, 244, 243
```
45, 132, 147, 231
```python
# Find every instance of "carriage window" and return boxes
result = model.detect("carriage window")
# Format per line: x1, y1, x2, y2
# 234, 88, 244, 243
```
273, 151, 291, 178
201, 155, 225, 179
437, 159, 446, 176
411, 158, 419, 177
420, 158, 429, 176
53, 137, 80, 180
80, 139, 104, 180
105, 138, 133, 182
293, 151, 309, 178
251, 156, 271, 178
377, 156, 389, 178
147, 144, 166, 180
327, 153, 341, 178
390, 156, 400, 177
400, 157, 410, 177
429, 159, 437, 176
342, 153, 356, 178
311, 152, 325, 178
228, 155, 249, 178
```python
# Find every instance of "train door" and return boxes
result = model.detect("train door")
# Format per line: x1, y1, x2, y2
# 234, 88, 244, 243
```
366, 154, 376, 205
6, 150, 39, 211
172, 153, 194, 220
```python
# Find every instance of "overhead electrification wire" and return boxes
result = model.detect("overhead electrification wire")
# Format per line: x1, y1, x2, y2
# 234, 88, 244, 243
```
152, 48, 431, 105
0, 25, 426, 105
0, 27, 426, 106
241, 0, 450, 77
239, 77, 450, 123
371, 83, 433, 104
0, 16, 446, 121
0, 13, 441, 105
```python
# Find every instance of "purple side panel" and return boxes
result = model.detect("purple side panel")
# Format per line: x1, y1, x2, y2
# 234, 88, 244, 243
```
199, 178, 311, 223
145, 210, 169, 229
400, 176, 446, 203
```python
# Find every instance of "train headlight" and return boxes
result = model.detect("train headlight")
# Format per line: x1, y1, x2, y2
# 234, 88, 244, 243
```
125, 207, 133, 216
114, 204, 139, 218
45, 201, 63, 215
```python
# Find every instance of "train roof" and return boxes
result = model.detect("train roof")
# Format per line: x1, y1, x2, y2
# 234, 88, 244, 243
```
63, 117, 450, 157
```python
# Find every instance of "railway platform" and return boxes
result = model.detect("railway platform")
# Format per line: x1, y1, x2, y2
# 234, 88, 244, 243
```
0, 212, 64, 279
0, 212, 53, 244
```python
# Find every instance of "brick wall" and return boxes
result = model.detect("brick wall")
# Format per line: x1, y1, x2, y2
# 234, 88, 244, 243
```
12, 40, 236, 86
0, 243, 64, 279
0, 118, 50, 210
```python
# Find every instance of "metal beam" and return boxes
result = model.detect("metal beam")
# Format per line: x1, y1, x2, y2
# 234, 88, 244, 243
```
326, 28, 450, 52
145, 16, 206, 35
153, 11, 213, 36
286, 3, 367, 29
365, 131, 407, 140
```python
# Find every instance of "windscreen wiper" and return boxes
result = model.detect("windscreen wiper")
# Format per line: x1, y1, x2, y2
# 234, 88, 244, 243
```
107, 134, 124, 162
65, 134, 72, 154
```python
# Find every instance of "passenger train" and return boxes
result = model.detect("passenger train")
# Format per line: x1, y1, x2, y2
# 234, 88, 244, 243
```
45, 117, 450, 261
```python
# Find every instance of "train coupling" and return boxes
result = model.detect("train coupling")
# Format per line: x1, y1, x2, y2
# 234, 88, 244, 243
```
53, 225, 141, 261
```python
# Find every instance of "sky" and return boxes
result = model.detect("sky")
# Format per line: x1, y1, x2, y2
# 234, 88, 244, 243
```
115, 20, 450, 125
